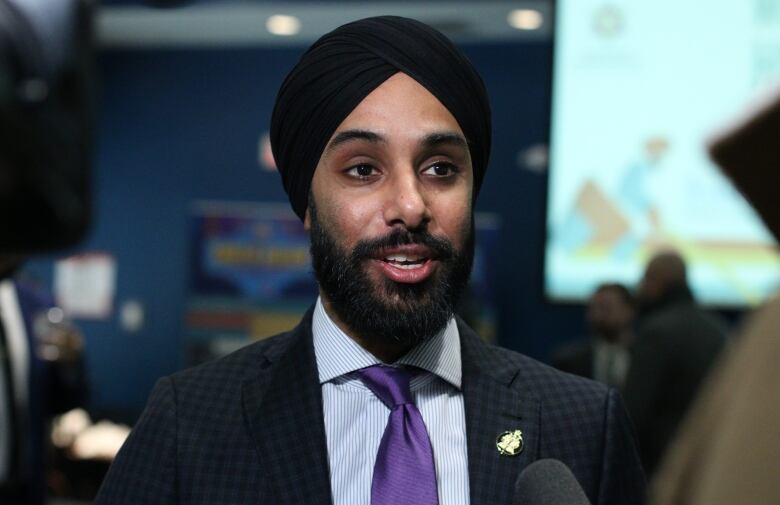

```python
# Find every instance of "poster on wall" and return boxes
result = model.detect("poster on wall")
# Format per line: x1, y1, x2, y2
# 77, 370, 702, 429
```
54, 252, 116, 319
186, 201, 316, 364
186, 201, 501, 365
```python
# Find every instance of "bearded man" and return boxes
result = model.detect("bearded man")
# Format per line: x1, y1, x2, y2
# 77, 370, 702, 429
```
96, 16, 645, 505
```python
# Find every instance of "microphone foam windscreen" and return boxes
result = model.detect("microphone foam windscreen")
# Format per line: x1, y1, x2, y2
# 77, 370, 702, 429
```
514, 459, 591, 505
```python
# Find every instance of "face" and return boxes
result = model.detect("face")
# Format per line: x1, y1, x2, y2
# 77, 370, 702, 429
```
587, 288, 634, 341
306, 72, 475, 350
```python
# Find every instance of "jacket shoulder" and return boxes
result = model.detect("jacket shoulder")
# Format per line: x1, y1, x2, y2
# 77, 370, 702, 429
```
499, 347, 646, 503
511, 346, 612, 420
168, 328, 299, 399
461, 324, 609, 405
460, 327, 645, 503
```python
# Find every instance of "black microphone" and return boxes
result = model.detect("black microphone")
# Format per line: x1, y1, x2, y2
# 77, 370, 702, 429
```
514, 459, 592, 504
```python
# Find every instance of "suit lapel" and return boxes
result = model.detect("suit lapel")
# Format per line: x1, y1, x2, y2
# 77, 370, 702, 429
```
459, 320, 540, 505
242, 310, 333, 505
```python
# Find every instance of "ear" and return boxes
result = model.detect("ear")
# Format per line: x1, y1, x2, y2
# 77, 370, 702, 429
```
303, 207, 311, 231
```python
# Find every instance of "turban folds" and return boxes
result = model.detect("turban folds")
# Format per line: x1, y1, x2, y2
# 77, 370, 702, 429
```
270, 16, 492, 221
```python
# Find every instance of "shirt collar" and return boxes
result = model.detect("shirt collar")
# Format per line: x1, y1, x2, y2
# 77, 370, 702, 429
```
312, 297, 462, 390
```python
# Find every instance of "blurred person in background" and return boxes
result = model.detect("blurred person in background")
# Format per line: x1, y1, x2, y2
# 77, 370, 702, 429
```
552, 282, 636, 389
0, 261, 87, 505
622, 250, 727, 478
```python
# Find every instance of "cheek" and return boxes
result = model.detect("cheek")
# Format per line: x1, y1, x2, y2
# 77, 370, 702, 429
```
432, 195, 472, 244
318, 193, 384, 247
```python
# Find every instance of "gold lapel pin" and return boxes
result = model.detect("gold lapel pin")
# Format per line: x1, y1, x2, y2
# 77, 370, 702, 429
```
496, 429, 524, 456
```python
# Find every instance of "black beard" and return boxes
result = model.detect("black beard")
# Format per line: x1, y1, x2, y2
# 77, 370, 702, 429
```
309, 202, 474, 350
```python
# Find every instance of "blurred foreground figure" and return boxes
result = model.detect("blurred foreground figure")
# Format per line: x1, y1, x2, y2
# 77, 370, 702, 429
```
0, 0, 94, 501
552, 283, 635, 389
0, 0, 93, 255
623, 251, 727, 476
652, 86, 780, 505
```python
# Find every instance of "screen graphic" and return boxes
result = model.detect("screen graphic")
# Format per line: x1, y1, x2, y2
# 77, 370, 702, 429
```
546, 0, 780, 306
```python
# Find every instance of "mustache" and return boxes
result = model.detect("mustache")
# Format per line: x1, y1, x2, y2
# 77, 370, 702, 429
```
350, 228, 455, 261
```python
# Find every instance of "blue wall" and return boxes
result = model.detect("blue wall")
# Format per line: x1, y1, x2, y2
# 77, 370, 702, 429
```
25, 41, 590, 421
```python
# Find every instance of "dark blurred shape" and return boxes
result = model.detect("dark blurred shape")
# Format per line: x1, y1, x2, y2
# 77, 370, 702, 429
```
0, 2, 94, 503
0, 0, 94, 255
651, 86, 780, 505
623, 250, 727, 477
552, 282, 635, 389
709, 90, 780, 240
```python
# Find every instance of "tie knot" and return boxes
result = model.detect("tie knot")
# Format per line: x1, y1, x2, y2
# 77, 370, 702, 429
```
356, 365, 417, 408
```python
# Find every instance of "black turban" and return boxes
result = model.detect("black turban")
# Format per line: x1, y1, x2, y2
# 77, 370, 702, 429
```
270, 15, 492, 221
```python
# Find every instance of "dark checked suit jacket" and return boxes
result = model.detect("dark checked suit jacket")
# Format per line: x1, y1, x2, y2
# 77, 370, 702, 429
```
96, 309, 645, 505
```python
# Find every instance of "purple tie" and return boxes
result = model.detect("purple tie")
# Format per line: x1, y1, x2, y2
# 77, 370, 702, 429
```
356, 365, 439, 505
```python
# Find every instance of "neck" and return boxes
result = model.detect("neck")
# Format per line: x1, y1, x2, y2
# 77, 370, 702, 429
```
319, 294, 414, 363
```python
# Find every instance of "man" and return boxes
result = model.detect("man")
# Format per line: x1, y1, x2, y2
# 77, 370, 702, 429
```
96, 16, 645, 504
552, 283, 635, 389
622, 251, 727, 478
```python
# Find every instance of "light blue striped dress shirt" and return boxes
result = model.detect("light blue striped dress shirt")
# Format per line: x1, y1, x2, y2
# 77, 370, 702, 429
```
312, 298, 470, 505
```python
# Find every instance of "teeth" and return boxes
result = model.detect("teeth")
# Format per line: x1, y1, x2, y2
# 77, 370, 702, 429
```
395, 263, 423, 270
385, 254, 421, 263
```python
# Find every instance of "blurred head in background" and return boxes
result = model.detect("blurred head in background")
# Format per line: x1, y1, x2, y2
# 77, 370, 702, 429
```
637, 250, 691, 315
587, 283, 634, 343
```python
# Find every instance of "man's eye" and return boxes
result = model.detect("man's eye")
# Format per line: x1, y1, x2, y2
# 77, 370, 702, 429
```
423, 162, 458, 177
346, 164, 376, 178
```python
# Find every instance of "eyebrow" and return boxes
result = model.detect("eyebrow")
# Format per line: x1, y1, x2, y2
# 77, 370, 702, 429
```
325, 129, 385, 154
323, 128, 469, 155
421, 131, 469, 151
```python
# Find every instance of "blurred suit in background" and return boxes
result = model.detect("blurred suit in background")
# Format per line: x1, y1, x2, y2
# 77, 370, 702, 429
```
622, 252, 727, 477
651, 295, 779, 504
0, 275, 87, 505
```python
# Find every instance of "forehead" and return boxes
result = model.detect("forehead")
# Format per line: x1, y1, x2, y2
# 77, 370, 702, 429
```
334, 72, 465, 139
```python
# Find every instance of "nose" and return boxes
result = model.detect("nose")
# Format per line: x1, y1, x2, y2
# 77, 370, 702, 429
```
382, 169, 430, 230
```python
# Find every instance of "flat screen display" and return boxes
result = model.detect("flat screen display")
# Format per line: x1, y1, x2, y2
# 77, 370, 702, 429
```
546, 0, 780, 306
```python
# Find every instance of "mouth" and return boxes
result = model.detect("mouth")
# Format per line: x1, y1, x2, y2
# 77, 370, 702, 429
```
382, 253, 429, 270
371, 245, 438, 283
